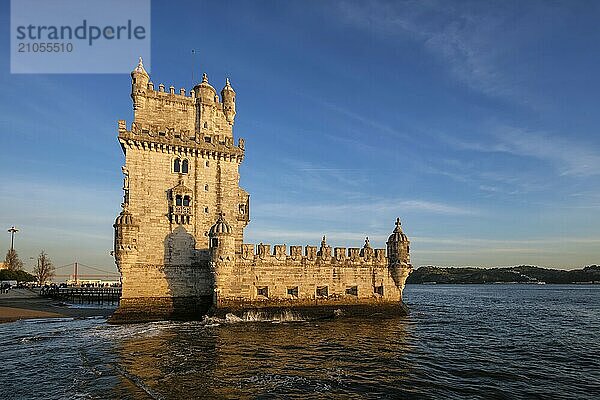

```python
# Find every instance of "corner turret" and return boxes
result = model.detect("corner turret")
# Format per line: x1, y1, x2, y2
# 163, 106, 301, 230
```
131, 57, 149, 99
387, 218, 410, 264
386, 218, 412, 290
193, 73, 218, 105
208, 213, 235, 261
221, 78, 236, 125
113, 207, 139, 270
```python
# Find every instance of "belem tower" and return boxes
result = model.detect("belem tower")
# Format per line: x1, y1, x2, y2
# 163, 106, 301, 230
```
111, 58, 413, 322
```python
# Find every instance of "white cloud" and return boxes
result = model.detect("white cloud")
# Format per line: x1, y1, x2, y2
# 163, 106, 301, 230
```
335, 0, 528, 101
455, 127, 600, 177
252, 198, 476, 221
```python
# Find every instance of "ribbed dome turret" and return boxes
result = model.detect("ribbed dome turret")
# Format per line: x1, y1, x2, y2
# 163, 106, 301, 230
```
114, 208, 137, 227
221, 77, 236, 124
131, 57, 148, 78
194, 73, 217, 101
209, 213, 232, 236
221, 78, 235, 95
388, 218, 408, 243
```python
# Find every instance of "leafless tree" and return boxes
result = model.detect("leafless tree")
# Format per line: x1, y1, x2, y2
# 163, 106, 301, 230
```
34, 250, 55, 285
4, 249, 23, 271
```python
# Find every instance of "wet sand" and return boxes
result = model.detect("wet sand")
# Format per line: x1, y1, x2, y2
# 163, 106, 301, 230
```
0, 288, 115, 323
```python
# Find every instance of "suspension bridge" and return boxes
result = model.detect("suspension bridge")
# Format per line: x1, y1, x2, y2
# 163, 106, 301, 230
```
52, 261, 120, 284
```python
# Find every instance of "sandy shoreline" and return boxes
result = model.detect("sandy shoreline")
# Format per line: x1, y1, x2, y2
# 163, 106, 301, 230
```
0, 288, 115, 323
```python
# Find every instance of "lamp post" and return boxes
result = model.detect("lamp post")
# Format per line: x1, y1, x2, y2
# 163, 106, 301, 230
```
7, 226, 18, 251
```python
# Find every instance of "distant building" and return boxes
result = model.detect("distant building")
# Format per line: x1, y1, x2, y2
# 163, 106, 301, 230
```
112, 58, 412, 322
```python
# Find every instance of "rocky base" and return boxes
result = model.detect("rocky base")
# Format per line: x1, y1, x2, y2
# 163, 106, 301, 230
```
109, 296, 408, 323
108, 296, 212, 324
210, 301, 409, 321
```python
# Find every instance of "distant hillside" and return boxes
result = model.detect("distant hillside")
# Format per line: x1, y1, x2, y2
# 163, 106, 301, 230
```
406, 265, 600, 284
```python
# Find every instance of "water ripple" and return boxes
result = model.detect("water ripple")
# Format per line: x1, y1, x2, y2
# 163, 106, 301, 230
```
1, 284, 599, 399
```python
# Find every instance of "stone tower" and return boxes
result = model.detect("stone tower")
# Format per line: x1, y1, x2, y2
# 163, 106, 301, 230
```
112, 58, 249, 321
112, 57, 413, 323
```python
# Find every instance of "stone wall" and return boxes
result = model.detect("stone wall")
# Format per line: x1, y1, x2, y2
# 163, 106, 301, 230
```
119, 133, 247, 264
213, 242, 411, 309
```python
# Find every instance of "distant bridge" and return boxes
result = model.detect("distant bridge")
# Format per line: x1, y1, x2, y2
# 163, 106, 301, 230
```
53, 262, 120, 283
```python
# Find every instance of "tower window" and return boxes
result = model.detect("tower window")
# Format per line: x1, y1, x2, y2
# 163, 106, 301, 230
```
204, 207, 209, 213
205, 160, 210, 167
345, 286, 358, 296
183, 195, 190, 207
316, 286, 328, 298
374, 285, 384, 296
211, 238, 219, 247
173, 158, 181, 173
257, 286, 269, 298
181, 159, 189, 174
204, 122, 208, 129
287, 286, 298, 298
176, 195, 182, 206
205, 184, 209, 191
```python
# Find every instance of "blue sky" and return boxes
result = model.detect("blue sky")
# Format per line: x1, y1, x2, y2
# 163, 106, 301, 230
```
1, 0, 599, 275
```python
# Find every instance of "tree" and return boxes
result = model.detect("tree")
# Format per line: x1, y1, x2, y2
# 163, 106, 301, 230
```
4, 249, 23, 271
33, 250, 55, 285
0, 269, 35, 283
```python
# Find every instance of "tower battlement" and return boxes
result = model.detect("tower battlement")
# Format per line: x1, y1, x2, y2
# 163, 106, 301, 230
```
238, 242, 389, 264
129, 57, 236, 142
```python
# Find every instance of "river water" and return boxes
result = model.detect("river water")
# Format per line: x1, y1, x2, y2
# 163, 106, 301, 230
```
1, 284, 599, 399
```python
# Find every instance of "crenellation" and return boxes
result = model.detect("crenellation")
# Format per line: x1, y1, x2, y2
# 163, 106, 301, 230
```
348, 248, 360, 260
274, 244, 286, 260
335, 247, 346, 260
305, 246, 317, 260
290, 245, 302, 260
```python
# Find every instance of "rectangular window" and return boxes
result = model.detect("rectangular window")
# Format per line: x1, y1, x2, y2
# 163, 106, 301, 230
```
287, 286, 298, 298
316, 286, 328, 298
257, 286, 269, 298
374, 285, 384, 296
345, 286, 358, 296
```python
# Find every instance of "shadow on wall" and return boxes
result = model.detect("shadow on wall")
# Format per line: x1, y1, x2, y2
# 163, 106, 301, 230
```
164, 226, 197, 265
159, 226, 213, 319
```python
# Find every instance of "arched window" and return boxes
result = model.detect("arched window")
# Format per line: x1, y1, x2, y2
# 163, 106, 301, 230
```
183, 195, 190, 207
176, 195, 182, 206
173, 158, 181, 173
203, 121, 208, 129
181, 159, 189, 174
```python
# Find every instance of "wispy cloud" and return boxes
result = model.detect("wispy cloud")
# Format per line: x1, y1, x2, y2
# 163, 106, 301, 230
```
455, 127, 600, 177
253, 198, 477, 220
334, 0, 544, 104
414, 236, 600, 247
